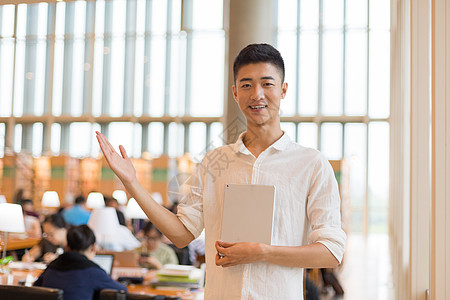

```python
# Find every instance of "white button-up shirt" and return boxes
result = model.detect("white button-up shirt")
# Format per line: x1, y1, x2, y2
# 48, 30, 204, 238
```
177, 132, 346, 300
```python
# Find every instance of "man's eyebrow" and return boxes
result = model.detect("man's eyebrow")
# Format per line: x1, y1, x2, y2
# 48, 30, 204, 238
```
239, 76, 276, 82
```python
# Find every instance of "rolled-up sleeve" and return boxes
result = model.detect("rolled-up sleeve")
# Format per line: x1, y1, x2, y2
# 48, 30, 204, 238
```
176, 165, 205, 239
306, 156, 347, 263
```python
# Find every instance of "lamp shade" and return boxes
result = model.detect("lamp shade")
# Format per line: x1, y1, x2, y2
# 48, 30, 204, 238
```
41, 191, 60, 207
0, 195, 6, 204
112, 190, 127, 205
125, 198, 148, 219
86, 192, 105, 209
88, 207, 120, 236
0, 203, 25, 233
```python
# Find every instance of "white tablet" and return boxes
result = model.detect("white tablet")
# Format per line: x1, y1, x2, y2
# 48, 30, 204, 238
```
220, 184, 276, 245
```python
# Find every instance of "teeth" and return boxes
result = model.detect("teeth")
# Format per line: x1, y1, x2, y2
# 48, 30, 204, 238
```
250, 105, 266, 109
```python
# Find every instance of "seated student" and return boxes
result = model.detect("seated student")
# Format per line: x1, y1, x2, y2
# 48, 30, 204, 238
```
63, 195, 91, 226
34, 225, 127, 300
22, 213, 67, 264
19, 199, 42, 237
136, 222, 178, 270
105, 197, 126, 226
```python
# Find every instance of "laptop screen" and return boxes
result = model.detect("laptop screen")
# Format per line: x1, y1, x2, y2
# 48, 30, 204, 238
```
92, 254, 114, 275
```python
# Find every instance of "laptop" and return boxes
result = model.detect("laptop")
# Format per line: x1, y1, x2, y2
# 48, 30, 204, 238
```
93, 254, 115, 275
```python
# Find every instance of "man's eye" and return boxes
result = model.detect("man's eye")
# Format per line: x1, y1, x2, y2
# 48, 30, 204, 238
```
241, 84, 251, 88
264, 82, 274, 86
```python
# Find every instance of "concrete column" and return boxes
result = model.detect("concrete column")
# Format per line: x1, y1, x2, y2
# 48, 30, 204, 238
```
223, 0, 277, 144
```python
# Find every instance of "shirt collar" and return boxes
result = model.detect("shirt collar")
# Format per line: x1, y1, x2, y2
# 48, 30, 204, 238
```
232, 131, 291, 154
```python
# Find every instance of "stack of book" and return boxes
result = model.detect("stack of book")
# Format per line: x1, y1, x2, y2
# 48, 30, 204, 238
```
151, 264, 203, 289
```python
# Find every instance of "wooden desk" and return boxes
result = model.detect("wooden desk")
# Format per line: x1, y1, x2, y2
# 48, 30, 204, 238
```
1, 267, 203, 300
2, 237, 41, 251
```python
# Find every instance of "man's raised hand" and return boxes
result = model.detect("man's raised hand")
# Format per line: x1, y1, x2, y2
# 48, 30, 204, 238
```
96, 131, 136, 185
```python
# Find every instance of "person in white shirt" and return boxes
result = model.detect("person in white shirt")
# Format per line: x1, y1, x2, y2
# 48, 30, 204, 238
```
96, 43, 346, 300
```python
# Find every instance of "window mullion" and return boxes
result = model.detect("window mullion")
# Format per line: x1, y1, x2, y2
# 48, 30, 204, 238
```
101, 0, 113, 115
142, 0, 152, 115
123, 0, 137, 116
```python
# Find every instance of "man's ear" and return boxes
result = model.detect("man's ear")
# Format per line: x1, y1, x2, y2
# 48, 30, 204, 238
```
232, 85, 238, 102
281, 82, 288, 99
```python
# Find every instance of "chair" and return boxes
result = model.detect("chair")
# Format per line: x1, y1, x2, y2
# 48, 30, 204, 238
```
100, 289, 181, 300
0, 285, 63, 300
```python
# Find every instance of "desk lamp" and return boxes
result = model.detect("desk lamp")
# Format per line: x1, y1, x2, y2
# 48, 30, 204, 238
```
88, 207, 120, 250
86, 192, 105, 209
41, 191, 60, 208
125, 198, 148, 234
112, 190, 127, 205
0, 203, 25, 273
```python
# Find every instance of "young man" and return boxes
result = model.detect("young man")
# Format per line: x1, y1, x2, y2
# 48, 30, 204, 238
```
96, 43, 346, 300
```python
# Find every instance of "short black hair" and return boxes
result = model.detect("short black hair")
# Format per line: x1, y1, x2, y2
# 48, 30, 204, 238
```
233, 43, 285, 84
67, 225, 96, 252
143, 222, 163, 237
18, 199, 33, 206
43, 213, 67, 229
74, 195, 86, 205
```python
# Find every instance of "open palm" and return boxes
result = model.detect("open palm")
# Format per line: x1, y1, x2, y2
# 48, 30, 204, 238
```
96, 131, 136, 185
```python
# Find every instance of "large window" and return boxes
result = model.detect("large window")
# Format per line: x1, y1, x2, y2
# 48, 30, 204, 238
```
0, 0, 224, 159
277, 0, 390, 234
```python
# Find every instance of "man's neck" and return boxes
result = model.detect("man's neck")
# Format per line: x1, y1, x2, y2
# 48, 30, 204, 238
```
243, 124, 283, 158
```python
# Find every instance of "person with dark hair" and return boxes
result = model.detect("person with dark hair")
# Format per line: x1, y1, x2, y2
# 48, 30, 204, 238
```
18, 199, 41, 237
63, 195, 91, 226
96, 43, 346, 299
135, 222, 178, 270
34, 225, 127, 300
105, 197, 126, 226
22, 213, 68, 263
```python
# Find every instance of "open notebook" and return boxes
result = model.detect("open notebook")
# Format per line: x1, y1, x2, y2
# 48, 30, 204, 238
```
220, 184, 276, 245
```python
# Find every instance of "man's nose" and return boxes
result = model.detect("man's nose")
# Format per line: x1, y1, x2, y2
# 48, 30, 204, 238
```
251, 84, 264, 100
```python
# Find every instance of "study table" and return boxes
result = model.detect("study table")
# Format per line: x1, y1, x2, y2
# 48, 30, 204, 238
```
0, 236, 41, 251
0, 266, 203, 300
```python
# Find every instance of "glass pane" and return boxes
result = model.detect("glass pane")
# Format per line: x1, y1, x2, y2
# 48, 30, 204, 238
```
55, 2, 66, 36
320, 123, 343, 159
298, 32, 318, 116
351, 210, 364, 232
14, 124, 23, 153
132, 123, 142, 158
108, 122, 134, 156
297, 123, 317, 149
190, 33, 224, 117
192, 0, 223, 30
92, 38, 104, 117
152, 0, 167, 34
169, 36, 186, 117
73, 1, 86, 36
0, 40, 14, 116
136, 0, 146, 34
69, 122, 92, 157
13, 40, 25, 117
37, 3, 48, 37
189, 122, 206, 158
52, 39, 64, 116
300, 0, 319, 29
71, 39, 85, 116
134, 37, 145, 116
209, 122, 223, 149
171, 0, 182, 33
278, 0, 297, 30
90, 123, 101, 157
109, 38, 125, 116
369, 210, 388, 233
1, 5, 15, 38
323, 0, 344, 29
112, 0, 126, 35
168, 123, 184, 157
344, 123, 367, 207
148, 122, 164, 157
149, 36, 166, 117
322, 31, 343, 116
369, 0, 390, 30
346, 0, 368, 28
32, 123, 43, 157
0, 123, 5, 157
368, 31, 390, 118
345, 30, 367, 115
280, 122, 296, 140
278, 32, 296, 116
16, 4, 27, 38
368, 122, 389, 206
51, 123, 61, 155
34, 41, 46, 116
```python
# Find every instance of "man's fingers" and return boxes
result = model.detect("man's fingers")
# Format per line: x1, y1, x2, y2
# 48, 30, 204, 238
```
119, 145, 129, 159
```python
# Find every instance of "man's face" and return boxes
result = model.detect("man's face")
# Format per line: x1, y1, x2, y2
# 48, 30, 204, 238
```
233, 62, 287, 128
